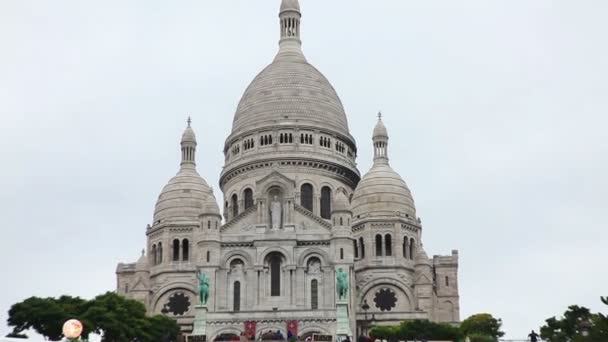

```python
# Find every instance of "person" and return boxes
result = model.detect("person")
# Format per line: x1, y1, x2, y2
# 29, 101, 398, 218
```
528, 330, 540, 342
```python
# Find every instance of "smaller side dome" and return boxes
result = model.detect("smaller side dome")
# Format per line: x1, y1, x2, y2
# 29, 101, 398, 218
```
153, 121, 214, 224
352, 114, 416, 219
332, 190, 351, 213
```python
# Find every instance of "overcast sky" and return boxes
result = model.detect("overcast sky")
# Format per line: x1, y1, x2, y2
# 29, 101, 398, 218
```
1, 0, 607, 339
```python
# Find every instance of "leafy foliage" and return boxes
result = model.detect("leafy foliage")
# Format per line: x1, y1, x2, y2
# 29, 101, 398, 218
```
370, 319, 462, 341
467, 333, 496, 342
540, 304, 608, 342
7, 292, 180, 342
460, 313, 504, 339
7, 296, 88, 341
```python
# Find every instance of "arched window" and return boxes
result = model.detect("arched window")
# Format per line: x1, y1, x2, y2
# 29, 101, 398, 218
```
445, 276, 449, 287
409, 238, 416, 259
359, 237, 365, 258
269, 253, 282, 296
311, 279, 318, 309
301, 183, 313, 212
151, 244, 157, 265
172, 239, 180, 261
206, 251, 210, 263
158, 242, 163, 263
403, 237, 408, 259
233, 281, 241, 311
385, 234, 392, 256
354, 240, 359, 259
244, 188, 254, 210
182, 239, 189, 261
231, 194, 238, 217
207, 220, 211, 229
375, 234, 383, 257
340, 248, 344, 260
340, 217, 343, 226
320, 186, 332, 219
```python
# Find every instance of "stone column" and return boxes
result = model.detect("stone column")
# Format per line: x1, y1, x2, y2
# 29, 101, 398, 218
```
295, 266, 306, 307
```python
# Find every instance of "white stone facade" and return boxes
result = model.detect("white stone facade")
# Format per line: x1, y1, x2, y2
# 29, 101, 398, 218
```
116, 0, 459, 339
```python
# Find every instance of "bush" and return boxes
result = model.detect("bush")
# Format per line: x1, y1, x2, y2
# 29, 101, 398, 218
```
467, 333, 496, 342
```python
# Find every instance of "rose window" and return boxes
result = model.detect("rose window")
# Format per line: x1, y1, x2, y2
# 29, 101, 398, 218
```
373, 288, 397, 312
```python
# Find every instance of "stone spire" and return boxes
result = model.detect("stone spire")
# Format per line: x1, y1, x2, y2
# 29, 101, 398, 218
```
180, 117, 197, 169
276, 0, 305, 62
372, 112, 389, 164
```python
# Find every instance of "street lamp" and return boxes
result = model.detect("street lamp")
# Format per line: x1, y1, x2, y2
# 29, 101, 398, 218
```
361, 300, 370, 336
62, 319, 83, 341
578, 317, 592, 337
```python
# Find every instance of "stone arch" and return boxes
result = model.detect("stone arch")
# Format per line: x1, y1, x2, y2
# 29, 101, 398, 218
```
257, 246, 292, 265
221, 250, 254, 268
257, 173, 296, 199
299, 325, 332, 338
239, 184, 256, 208
358, 277, 415, 312
256, 326, 287, 340
151, 283, 196, 314
211, 327, 243, 341
297, 178, 319, 191
297, 247, 331, 266
443, 300, 456, 321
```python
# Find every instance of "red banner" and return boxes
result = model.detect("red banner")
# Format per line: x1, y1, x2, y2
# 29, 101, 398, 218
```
244, 320, 256, 339
287, 320, 298, 338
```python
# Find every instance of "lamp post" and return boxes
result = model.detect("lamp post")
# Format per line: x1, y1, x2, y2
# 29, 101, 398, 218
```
361, 300, 370, 336
578, 317, 592, 337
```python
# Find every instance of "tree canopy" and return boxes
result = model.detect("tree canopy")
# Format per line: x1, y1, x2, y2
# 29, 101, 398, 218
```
460, 313, 504, 339
6, 292, 180, 342
370, 319, 462, 341
540, 304, 608, 342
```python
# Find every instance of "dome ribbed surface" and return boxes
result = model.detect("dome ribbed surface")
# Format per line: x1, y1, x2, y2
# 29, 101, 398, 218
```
153, 168, 214, 223
181, 126, 196, 143
351, 163, 416, 218
230, 59, 350, 138
280, 0, 300, 12
373, 119, 388, 138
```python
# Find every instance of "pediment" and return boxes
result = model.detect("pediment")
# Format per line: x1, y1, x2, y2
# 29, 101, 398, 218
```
294, 205, 332, 233
131, 277, 148, 291
220, 206, 258, 234
414, 273, 433, 285
256, 170, 296, 197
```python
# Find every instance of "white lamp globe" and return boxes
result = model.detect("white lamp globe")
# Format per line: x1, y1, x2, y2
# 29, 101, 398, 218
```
62, 319, 83, 339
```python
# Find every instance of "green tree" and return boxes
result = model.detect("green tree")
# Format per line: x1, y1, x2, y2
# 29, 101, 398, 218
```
540, 305, 608, 342
7, 296, 88, 341
371, 320, 462, 341
7, 292, 180, 342
460, 313, 504, 340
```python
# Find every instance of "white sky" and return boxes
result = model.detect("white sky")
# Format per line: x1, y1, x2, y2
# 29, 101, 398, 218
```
1, 0, 607, 339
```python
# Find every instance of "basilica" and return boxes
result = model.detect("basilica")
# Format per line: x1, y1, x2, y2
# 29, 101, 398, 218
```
116, 0, 460, 339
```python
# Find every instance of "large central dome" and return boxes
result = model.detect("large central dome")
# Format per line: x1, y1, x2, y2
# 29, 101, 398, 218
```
230, 57, 350, 138
220, 0, 360, 190
226, 0, 352, 142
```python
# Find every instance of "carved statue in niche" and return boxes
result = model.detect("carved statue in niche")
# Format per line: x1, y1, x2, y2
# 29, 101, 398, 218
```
270, 195, 282, 229
230, 259, 244, 274
307, 258, 321, 274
